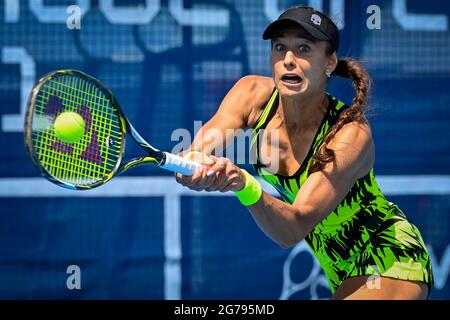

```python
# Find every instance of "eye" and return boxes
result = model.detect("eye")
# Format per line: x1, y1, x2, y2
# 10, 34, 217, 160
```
298, 44, 311, 53
273, 43, 285, 52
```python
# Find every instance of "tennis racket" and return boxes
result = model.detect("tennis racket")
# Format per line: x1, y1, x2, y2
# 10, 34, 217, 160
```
24, 69, 202, 190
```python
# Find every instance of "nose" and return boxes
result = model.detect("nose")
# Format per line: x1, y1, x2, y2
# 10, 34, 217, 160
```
283, 51, 296, 69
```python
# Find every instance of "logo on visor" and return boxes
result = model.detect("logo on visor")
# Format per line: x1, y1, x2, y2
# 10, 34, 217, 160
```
311, 14, 322, 26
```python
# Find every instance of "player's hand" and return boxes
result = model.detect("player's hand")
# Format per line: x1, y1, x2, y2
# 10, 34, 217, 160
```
174, 151, 217, 191
201, 156, 246, 192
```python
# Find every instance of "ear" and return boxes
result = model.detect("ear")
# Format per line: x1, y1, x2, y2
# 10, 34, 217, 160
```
326, 52, 338, 76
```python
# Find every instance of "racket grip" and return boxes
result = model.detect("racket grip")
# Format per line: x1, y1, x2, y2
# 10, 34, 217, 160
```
161, 152, 202, 175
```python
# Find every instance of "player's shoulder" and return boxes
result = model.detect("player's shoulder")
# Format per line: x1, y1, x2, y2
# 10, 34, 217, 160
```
232, 75, 275, 127
329, 119, 375, 169
234, 75, 273, 90
336, 120, 373, 142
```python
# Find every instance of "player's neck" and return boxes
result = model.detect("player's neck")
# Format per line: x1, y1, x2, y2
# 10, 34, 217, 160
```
277, 92, 329, 132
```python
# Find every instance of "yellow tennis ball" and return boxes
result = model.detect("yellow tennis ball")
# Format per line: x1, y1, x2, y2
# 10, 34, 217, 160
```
53, 111, 85, 143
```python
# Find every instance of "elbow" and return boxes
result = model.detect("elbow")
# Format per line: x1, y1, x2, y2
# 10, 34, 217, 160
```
278, 241, 295, 249
277, 238, 303, 249
276, 214, 310, 249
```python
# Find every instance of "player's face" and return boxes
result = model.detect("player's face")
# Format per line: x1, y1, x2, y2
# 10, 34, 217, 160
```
271, 27, 334, 100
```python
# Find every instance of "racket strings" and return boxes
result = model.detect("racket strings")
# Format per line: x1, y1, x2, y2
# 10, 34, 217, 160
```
31, 73, 123, 186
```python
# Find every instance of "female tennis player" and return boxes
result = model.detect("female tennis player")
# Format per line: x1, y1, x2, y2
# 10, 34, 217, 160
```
175, 6, 433, 300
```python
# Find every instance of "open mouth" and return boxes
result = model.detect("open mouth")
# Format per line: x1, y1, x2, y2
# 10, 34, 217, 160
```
281, 74, 303, 85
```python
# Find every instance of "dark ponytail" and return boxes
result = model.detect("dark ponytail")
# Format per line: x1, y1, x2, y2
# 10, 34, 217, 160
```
309, 58, 372, 173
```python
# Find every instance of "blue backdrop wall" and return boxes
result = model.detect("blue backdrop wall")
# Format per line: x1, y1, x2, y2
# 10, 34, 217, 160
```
0, 0, 449, 299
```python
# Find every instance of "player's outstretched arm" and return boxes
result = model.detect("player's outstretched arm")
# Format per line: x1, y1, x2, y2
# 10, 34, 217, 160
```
175, 76, 273, 190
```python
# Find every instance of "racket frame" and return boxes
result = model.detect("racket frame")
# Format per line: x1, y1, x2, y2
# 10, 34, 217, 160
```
24, 69, 196, 190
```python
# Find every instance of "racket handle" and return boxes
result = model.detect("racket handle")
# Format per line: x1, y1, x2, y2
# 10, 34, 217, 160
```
161, 152, 203, 175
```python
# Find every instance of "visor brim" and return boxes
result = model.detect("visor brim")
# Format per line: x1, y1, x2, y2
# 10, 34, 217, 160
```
262, 19, 330, 42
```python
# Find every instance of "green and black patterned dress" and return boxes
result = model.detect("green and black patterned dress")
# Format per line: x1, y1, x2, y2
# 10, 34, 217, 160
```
251, 89, 434, 295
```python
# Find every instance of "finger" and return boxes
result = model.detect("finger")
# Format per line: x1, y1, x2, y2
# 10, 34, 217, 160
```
189, 163, 220, 191
187, 168, 208, 190
186, 166, 206, 186
220, 165, 246, 192
212, 170, 230, 190
205, 184, 218, 192
218, 173, 239, 192
188, 185, 204, 192
197, 166, 217, 190
217, 169, 230, 185
206, 158, 228, 177
204, 170, 228, 192
211, 162, 240, 191
201, 154, 215, 166
175, 172, 192, 187
222, 180, 244, 193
